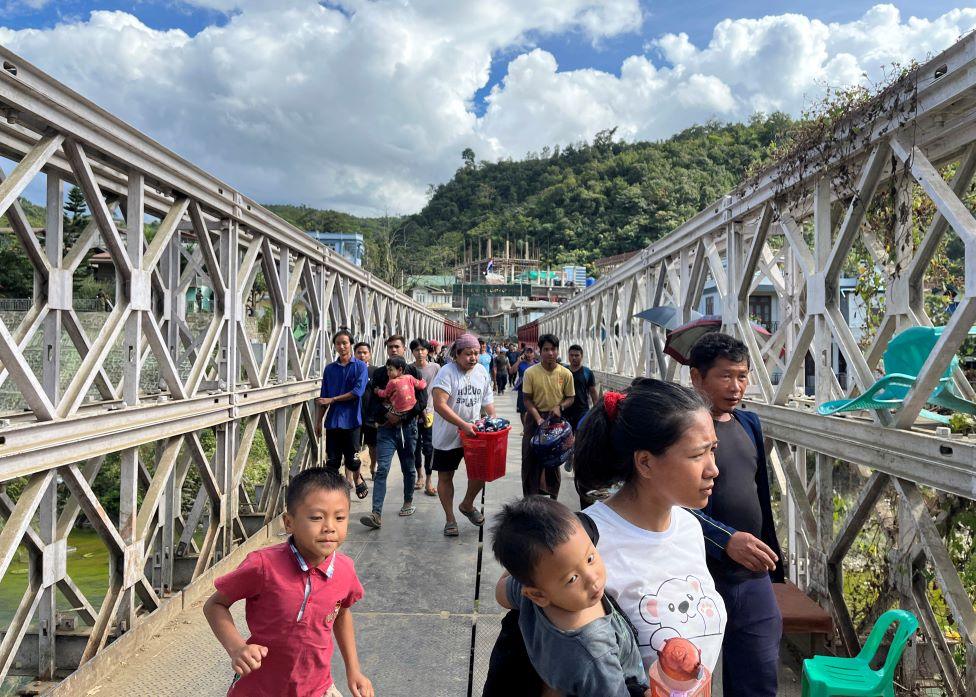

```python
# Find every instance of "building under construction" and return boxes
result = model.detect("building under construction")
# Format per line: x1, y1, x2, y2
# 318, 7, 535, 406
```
454, 236, 540, 283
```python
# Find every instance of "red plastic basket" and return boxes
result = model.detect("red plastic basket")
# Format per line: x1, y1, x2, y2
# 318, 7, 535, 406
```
459, 426, 511, 482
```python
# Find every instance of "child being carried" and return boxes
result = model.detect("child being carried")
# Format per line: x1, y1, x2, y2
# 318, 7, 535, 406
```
492, 497, 650, 697
374, 355, 426, 417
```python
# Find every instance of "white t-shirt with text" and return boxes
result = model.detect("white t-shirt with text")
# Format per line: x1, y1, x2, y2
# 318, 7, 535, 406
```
584, 502, 727, 673
430, 362, 494, 450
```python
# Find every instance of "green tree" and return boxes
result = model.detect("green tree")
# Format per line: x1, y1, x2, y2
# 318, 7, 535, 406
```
64, 185, 89, 246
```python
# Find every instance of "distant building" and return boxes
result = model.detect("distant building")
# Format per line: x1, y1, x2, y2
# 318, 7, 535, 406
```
408, 277, 454, 308
502, 299, 560, 338
407, 275, 465, 326
308, 231, 366, 267
593, 250, 640, 276
563, 265, 586, 286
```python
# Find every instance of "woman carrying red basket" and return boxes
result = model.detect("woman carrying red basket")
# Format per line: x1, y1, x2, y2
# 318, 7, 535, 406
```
430, 332, 497, 537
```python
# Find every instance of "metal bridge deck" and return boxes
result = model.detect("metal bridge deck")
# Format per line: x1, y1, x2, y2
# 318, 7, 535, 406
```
76, 393, 801, 697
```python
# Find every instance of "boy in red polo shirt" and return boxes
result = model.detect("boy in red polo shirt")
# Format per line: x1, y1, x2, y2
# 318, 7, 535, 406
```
204, 468, 373, 697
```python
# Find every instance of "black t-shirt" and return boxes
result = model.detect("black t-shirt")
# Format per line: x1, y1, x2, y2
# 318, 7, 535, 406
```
708, 417, 765, 581
564, 365, 595, 419
493, 353, 509, 372
361, 365, 377, 425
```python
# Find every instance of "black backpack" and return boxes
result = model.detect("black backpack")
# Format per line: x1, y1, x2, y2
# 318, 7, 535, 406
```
482, 512, 646, 697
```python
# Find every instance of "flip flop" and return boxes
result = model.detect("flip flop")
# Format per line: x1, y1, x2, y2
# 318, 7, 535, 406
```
399, 503, 416, 517
355, 480, 369, 499
443, 521, 459, 537
458, 505, 485, 527
424, 487, 438, 497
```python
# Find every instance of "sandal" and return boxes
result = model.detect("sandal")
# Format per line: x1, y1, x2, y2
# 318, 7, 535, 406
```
399, 503, 416, 517
458, 505, 485, 527
424, 486, 438, 497
443, 521, 459, 537
355, 479, 369, 499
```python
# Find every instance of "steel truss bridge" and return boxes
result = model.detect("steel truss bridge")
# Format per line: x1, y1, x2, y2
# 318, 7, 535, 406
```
1, 28, 976, 697
539, 34, 976, 695
0, 45, 457, 694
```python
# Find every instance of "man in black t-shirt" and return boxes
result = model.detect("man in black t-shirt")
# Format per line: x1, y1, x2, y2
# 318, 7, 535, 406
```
689, 332, 784, 697
360, 334, 427, 530
492, 350, 510, 394
354, 341, 378, 478
562, 344, 597, 430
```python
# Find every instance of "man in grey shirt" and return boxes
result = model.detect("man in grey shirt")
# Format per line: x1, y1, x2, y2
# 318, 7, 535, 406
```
410, 338, 440, 496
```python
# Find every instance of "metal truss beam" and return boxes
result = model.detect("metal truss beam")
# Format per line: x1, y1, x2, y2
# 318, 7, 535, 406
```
0, 46, 450, 690
544, 35, 976, 693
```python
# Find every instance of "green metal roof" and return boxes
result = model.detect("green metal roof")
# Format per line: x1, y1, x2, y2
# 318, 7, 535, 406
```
407, 274, 455, 288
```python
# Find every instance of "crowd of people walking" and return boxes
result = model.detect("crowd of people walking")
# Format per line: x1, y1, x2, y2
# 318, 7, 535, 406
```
206, 326, 784, 697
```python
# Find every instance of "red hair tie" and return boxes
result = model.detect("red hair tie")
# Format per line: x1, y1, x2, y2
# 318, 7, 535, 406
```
603, 391, 626, 422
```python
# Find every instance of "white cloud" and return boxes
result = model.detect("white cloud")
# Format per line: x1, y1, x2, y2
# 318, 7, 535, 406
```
479, 5, 976, 157
0, 3, 972, 215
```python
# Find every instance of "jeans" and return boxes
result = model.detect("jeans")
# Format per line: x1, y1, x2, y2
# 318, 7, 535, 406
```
372, 420, 418, 516
415, 421, 433, 475
714, 574, 782, 697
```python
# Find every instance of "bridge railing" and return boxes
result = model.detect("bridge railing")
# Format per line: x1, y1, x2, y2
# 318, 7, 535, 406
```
540, 35, 976, 695
0, 46, 448, 689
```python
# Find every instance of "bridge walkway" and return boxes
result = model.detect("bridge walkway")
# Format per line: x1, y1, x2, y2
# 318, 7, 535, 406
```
78, 393, 801, 696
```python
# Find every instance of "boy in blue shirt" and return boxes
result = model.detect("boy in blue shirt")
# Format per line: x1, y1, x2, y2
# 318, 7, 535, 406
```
492, 497, 649, 697
316, 330, 369, 499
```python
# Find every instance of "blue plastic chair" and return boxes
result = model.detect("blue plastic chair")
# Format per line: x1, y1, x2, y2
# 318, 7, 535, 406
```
818, 326, 976, 424
801, 609, 918, 697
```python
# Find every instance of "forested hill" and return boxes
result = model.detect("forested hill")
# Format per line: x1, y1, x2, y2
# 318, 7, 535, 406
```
270, 113, 794, 282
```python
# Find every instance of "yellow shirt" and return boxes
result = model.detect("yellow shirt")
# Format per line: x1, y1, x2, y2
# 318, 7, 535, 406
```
522, 363, 575, 413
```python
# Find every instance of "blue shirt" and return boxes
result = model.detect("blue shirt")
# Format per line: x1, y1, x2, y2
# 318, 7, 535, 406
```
320, 358, 368, 430
478, 352, 493, 373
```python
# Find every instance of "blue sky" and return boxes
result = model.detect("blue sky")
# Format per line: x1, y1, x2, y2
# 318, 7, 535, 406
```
0, 1, 973, 213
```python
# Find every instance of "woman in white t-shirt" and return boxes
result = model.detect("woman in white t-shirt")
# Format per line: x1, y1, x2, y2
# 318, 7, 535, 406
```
574, 378, 726, 675
430, 333, 495, 537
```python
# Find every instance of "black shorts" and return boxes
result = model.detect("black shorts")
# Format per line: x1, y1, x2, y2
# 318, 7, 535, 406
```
324, 428, 361, 472
432, 447, 466, 472
360, 424, 377, 448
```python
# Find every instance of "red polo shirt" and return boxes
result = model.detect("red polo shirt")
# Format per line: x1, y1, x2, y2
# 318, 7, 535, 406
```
215, 540, 364, 697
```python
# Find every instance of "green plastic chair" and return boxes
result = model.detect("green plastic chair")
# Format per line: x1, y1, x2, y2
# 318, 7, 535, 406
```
801, 609, 918, 697
818, 326, 976, 424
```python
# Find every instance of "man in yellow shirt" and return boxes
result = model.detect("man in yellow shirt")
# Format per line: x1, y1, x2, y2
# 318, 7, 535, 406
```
521, 333, 575, 498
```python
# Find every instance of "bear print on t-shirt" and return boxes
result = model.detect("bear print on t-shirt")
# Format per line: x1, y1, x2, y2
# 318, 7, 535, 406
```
637, 575, 723, 653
